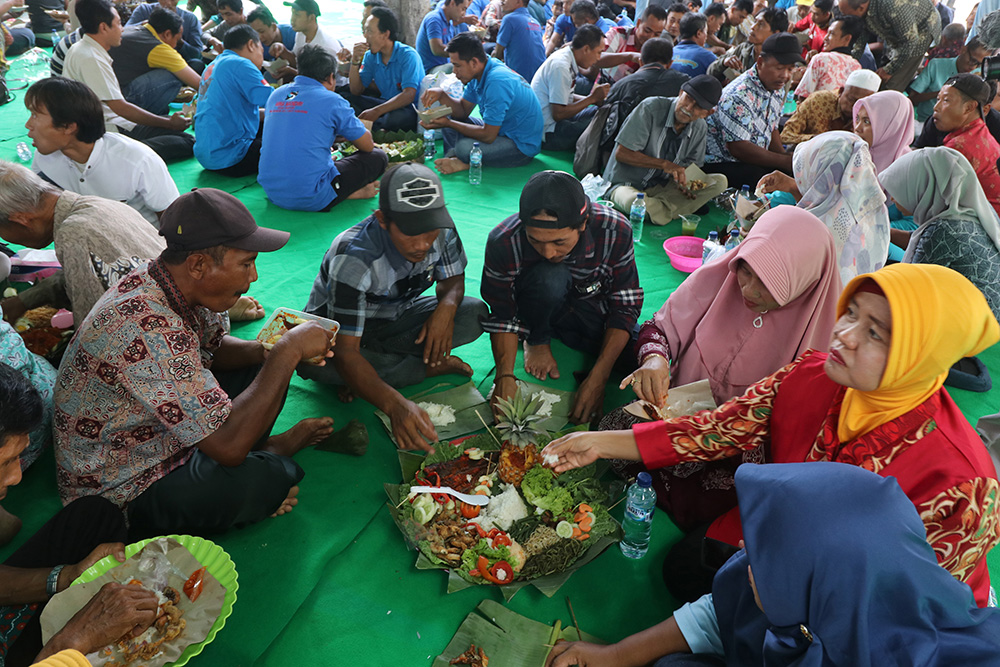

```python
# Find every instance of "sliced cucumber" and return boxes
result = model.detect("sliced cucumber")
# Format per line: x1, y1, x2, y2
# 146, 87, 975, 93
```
555, 520, 574, 539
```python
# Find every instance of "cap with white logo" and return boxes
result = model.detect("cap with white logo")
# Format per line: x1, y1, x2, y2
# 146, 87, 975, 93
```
379, 163, 455, 235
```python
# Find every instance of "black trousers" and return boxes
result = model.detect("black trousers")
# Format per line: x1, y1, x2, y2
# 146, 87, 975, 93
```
321, 149, 389, 211
208, 119, 264, 178
122, 125, 195, 163
125, 364, 303, 539
3, 496, 128, 667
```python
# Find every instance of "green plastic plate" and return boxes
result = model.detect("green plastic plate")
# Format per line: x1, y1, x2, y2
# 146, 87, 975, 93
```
71, 534, 238, 667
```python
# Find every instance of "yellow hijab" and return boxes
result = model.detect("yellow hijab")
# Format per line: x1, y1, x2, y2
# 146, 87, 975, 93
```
837, 264, 1000, 442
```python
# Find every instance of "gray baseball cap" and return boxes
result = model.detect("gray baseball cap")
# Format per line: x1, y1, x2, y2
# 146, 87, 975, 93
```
379, 163, 454, 235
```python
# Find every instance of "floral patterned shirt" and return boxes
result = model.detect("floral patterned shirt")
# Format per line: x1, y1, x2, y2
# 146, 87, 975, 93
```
54, 259, 231, 508
794, 51, 860, 98
705, 65, 785, 163
945, 118, 1000, 218
633, 351, 1000, 604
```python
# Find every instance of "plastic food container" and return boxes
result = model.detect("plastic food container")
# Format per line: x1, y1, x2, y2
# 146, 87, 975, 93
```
663, 236, 705, 273
255, 307, 339, 364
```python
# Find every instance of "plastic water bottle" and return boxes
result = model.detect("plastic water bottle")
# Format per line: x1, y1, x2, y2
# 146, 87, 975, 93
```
725, 228, 740, 252
739, 184, 750, 201
15, 142, 32, 162
629, 192, 645, 244
423, 128, 435, 161
702, 230, 719, 264
50, 28, 59, 50
620, 472, 656, 559
469, 142, 482, 185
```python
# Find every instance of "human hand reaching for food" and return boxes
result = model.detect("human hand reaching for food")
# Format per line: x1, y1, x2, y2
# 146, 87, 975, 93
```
620, 355, 670, 406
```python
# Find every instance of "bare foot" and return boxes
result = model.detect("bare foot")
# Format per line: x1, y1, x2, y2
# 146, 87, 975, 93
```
228, 295, 265, 322
524, 341, 560, 380
264, 417, 334, 457
347, 181, 378, 200
270, 485, 299, 518
337, 385, 355, 403
434, 157, 469, 174
426, 355, 473, 378
0, 505, 21, 547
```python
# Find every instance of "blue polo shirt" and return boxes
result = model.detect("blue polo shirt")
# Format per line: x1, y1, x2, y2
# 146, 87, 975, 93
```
498, 7, 546, 82
263, 23, 296, 62
258, 77, 367, 211
468, 0, 490, 16
462, 58, 543, 157
416, 7, 469, 71
359, 41, 424, 102
555, 15, 615, 42
671, 40, 717, 77
193, 50, 274, 170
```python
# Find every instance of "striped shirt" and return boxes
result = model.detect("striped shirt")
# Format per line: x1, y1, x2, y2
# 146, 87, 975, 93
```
481, 205, 643, 336
304, 214, 468, 338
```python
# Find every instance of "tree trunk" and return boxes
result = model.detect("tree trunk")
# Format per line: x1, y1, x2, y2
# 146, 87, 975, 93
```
384, 0, 428, 46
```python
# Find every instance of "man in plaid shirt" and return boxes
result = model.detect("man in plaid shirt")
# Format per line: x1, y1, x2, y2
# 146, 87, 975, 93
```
301, 164, 487, 451
482, 171, 643, 423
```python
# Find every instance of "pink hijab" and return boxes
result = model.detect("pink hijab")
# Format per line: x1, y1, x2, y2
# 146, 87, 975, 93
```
654, 208, 843, 404
853, 91, 915, 175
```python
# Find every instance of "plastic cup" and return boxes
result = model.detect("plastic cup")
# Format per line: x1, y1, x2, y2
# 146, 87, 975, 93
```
680, 214, 700, 235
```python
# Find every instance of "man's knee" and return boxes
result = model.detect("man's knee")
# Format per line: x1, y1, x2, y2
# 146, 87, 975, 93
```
518, 261, 573, 305
453, 297, 489, 345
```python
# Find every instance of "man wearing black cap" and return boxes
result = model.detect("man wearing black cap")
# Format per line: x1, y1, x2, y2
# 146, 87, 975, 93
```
703, 32, 800, 188
930, 73, 1000, 217
53, 188, 337, 537
300, 164, 487, 452
482, 171, 643, 424
604, 75, 728, 225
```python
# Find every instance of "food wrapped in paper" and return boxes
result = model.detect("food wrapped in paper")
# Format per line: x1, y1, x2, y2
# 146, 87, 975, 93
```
40, 537, 226, 667
623, 378, 717, 421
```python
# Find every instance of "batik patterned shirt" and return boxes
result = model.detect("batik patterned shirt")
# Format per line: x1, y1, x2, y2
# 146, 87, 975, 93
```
705, 65, 784, 163
854, 0, 941, 74
54, 259, 231, 508
780, 89, 843, 145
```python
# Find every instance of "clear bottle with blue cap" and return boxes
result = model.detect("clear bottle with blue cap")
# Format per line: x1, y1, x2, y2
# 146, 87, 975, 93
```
621, 471, 656, 558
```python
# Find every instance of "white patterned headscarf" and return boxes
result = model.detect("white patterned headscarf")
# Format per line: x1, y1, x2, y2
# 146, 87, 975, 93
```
793, 131, 891, 285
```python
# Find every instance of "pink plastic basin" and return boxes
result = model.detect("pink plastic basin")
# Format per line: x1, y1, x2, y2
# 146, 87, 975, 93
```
663, 236, 704, 273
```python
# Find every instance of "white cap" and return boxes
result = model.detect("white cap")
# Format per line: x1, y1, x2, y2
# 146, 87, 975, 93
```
845, 69, 882, 92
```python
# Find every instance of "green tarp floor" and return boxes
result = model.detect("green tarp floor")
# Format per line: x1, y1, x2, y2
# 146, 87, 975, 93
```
1, 2, 999, 663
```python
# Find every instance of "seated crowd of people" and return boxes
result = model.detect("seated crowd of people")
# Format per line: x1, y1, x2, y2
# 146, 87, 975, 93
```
2, 0, 1000, 663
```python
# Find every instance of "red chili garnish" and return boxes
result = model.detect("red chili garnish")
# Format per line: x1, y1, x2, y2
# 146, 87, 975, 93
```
489, 560, 514, 584
491, 533, 511, 548
465, 522, 487, 538
183, 567, 206, 602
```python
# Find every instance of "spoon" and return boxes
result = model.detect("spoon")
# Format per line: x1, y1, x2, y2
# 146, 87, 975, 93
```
409, 486, 489, 506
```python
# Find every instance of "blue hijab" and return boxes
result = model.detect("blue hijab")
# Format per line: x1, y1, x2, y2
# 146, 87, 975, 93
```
712, 462, 1000, 666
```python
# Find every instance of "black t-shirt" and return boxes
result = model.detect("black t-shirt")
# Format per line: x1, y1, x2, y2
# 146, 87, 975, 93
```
26, 0, 64, 34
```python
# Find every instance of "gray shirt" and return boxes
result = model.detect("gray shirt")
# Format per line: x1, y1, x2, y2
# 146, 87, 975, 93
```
19, 191, 166, 325
603, 96, 708, 189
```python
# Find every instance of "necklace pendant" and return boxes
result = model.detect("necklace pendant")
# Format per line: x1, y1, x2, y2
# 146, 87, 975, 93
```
752, 310, 768, 329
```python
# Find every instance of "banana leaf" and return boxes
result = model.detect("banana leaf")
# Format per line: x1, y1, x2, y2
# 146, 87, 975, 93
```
375, 381, 491, 447
432, 600, 605, 667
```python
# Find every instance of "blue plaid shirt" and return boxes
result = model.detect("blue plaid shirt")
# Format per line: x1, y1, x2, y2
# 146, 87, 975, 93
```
705, 65, 785, 164
304, 214, 468, 338
481, 205, 643, 337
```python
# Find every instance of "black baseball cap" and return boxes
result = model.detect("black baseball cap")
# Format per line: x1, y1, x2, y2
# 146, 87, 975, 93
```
519, 171, 589, 229
159, 189, 289, 252
682, 74, 722, 109
284, 0, 320, 16
761, 32, 805, 64
379, 163, 454, 235
945, 73, 991, 113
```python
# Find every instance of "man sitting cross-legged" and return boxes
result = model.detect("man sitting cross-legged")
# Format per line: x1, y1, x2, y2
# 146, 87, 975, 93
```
421, 33, 543, 175
483, 171, 643, 424
258, 45, 387, 212
604, 75, 729, 226
54, 189, 336, 538
299, 165, 487, 453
